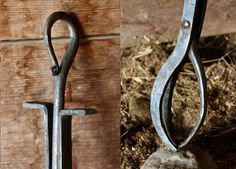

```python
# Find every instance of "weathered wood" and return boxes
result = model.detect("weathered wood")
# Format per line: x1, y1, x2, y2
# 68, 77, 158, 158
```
0, 0, 120, 40
121, 0, 236, 47
0, 38, 120, 169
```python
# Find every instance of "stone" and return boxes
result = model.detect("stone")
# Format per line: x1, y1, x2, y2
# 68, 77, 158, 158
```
129, 97, 152, 125
141, 145, 217, 169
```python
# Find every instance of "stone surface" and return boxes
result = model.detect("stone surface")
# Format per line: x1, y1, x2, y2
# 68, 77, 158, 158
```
141, 145, 217, 169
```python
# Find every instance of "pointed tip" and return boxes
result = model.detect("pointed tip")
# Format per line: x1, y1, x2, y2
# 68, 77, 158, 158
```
85, 109, 97, 115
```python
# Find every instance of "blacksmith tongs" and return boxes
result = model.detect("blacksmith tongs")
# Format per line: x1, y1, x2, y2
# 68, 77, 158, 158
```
23, 11, 96, 169
151, 0, 208, 151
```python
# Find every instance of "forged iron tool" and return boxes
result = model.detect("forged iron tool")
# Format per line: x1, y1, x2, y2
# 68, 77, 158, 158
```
150, 0, 208, 151
23, 11, 96, 169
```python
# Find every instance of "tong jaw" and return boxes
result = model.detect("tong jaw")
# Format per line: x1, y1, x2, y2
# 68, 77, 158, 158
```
23, 102, 96, 169
23, 102, 53, 169
150, 0, 208, 151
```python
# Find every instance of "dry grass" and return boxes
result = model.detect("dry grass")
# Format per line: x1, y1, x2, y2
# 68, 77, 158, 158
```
121, 35, 236, 169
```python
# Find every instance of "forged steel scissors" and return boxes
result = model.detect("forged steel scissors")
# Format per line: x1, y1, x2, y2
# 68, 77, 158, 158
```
23, 11, 96, 169
150, 0, 208, 151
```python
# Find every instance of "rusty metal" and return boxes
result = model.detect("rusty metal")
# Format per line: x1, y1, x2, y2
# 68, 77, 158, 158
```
150, 0, 208, 151
23, 11, 96, 169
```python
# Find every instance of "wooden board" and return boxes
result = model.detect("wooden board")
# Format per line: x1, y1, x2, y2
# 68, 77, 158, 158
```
0, 38, 120, 169
0, 0, 120, 40
121, 0, 236, 47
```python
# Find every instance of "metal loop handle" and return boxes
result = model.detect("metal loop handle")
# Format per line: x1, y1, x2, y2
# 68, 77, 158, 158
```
150, 0, 208, 151
44, 11, 80, 76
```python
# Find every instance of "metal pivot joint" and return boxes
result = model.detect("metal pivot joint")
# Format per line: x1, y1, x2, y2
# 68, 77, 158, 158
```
23, 11, 96, 169
150, 0, 208, 151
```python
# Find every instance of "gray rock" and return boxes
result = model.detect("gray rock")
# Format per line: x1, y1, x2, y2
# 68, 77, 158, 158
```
141, 145, 217, 169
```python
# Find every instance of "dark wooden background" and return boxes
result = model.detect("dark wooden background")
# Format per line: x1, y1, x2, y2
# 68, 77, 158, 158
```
0, 1, 120, 169
121, 0, 236, 47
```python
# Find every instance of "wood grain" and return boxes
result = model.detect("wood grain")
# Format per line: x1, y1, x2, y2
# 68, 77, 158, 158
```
121, 0, 236, 47
0, 38, 120, 169
0, 0, 120, 40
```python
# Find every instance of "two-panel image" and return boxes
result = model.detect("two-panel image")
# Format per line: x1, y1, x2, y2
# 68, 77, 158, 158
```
0, 0, 235, 169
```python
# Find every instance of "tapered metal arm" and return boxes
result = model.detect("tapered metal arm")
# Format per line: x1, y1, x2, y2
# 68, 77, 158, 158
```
150, 0, 208, 151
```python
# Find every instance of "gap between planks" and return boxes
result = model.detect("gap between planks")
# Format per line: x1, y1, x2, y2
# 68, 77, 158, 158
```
0, 33, 120, 45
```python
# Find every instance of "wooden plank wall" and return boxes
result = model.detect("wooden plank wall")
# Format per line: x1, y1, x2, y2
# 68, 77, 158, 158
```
0, 0, 120, 39
0, 1, 120, 169
121, 0, 236, 47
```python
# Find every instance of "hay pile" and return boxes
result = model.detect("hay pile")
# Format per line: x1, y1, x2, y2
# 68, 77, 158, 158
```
121, 35, 236, 169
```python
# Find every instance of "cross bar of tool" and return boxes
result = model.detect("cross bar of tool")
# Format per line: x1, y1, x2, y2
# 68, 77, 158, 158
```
23, 11, 96, 169
151, 0, 208, 151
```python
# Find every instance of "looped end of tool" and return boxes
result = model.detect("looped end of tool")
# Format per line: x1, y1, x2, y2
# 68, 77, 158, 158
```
44, 11, 80, 77
150, 44, 207, 152
150, 0, 208, 151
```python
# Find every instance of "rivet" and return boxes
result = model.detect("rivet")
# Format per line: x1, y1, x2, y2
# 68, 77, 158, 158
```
182, 20, 190, 29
